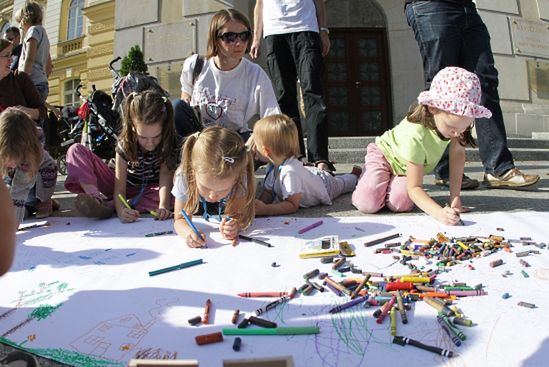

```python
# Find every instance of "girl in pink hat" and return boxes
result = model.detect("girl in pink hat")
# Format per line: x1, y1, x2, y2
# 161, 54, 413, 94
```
352, 67, 491, 225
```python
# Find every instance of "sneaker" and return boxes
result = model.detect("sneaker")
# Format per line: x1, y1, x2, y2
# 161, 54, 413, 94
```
483, 168, 540, 188
0, 350, 40, 366
74, 193, 114, 219
434, 175, 479, 190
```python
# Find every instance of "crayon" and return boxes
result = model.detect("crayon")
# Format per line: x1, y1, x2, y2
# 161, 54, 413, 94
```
363, 271, 384, 277
385, 282, 414, 291
188, 316, 202, 326
519, 259, 530, 267
117, 193, 132, 209
350, 274, 371, 299
521, 270, 529, 278
446, 290, 487, 297
223, 327, 320, 336
517, 301, 536, 308
376, 294, 396, 324
423, 296, 454, 317
238, 234, 273, 248
437, 316, 461, 346
232, 337, 242, 351
332, 257, 346, 270
452, 317, 473, 327
438, 314, 466, 341
399, 276, 431, 283
231, 309, 240, 324
17, 221, 50, 231
324, 276, 351, 296
248, 316, 277, 328
393, 336, 453, 358
489, 259, 503, 267
255, 291, 294, 316
180, 210, 202, 240
329, 295, 369, 314
390, 306, 397, 336
298, 220, 323, 234
148, 259, 203, 277
237, 292, 288, 298
195, 332, 223, 345
144, 230, 174, 237
308, 281, 325, 292
203, 299, 212, 325
303, 268, 320, 279
237, 318, 250, 329
395, 291, 408, 324
364, 233, 401, 247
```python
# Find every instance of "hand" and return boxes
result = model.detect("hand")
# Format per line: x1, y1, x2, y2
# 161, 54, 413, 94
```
219, 217, 238, 241
320, 32, 331, 57
10, 105, 33, 119
250, 39, 261, 59
155, 207, 172, 221
119, 207, 140, 223
437, 205, 461, 226
186, 229, 206, 248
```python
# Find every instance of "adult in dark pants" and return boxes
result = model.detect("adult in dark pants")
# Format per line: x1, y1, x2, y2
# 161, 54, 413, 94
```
251, 0, 334, 173
405, 0, 539, 189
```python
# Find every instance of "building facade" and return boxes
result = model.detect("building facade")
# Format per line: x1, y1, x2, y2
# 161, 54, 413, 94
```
2, 0, 548, 137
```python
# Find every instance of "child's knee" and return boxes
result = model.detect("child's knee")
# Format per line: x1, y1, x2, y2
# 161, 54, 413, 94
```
352, 190, 383, 214
66, 143, 88, 162
386, 194, 414, 213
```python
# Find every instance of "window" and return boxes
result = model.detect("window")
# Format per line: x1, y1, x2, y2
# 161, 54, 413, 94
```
67, 0, 84, 40
64, 79, 81, 106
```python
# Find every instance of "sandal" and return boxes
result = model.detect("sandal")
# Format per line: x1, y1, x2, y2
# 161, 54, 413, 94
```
74, 193, 114, 219
314, 160, 336, 175
0, 350, 40, 367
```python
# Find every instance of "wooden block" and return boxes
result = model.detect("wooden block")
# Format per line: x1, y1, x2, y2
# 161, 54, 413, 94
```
223, 356, 294, 367
127, 360, 199, 367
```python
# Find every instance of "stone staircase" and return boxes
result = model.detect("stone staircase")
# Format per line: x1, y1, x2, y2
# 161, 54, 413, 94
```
325, 137, 549, 164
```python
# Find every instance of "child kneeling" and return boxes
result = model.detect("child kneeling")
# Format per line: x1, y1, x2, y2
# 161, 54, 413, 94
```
254, 114, 360, 216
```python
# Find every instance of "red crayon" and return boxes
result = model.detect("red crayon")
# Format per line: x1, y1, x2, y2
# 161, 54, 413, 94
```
203, 299, 212, 324
238, 292, 289, 298
195, 332, 223, 345
386, 282, 414, 291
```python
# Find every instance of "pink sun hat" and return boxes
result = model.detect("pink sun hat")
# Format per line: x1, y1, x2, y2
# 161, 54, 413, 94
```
417, 66, 492, 119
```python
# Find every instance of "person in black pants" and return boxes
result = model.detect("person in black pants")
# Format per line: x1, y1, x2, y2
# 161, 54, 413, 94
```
405, 0, 539, 189
251, 0, 334, 173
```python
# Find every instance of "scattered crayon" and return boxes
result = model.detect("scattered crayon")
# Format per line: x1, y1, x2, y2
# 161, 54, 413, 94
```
238, 292, 288, 298
489, 259, 503, 268
298, 220, 323, 234
303, 268, 320, 279
237, 318, 250, 329
393, 336, 453, 358
502, 293, 511, 299
232, 337, 242, 351
195, 332, 223, 345
365, 233, 401, 247
517, 301, 536, 309
145, 230, 174, 237
188, 316, 202, 326
248, 316, 277, 328
521, 270, 529, 278
390, 307, 397, 336
452, 317, 473, 327
519, 259, 530, 267
231, 309, 240, 324
203, 299, 212, 325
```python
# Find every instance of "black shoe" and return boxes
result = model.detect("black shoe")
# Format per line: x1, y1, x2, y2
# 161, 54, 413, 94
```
434, 175, 479, 190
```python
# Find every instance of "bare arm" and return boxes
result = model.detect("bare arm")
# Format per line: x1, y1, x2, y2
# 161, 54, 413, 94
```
448, 139, 465, 212
22, 38, 38, 75
45, 53, 53, 77
0, 181, 16, 276
156, 162, 174, 220
250, 0, 264, 59
255, 192, 301, 216
313, 0, 331, 56
180, 91, 191, 104
114, 153, 140, 223
406, 161, 459, 225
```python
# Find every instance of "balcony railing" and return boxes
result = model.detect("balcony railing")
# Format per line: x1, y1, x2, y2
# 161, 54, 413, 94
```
57, 37, 84, 57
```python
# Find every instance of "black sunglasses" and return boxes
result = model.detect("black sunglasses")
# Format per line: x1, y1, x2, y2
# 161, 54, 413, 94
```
217, 30, 251, 43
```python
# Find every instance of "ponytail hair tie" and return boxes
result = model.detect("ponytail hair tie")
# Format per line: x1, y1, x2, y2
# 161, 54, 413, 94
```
162, 96, 168, 103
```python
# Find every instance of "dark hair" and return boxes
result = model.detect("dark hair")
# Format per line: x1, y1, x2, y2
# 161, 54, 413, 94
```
4, 27, 20, 36
120, 90, 178, 168
206, 9, 252, 58
407, 102, 476, 147
0, 39, 12, 53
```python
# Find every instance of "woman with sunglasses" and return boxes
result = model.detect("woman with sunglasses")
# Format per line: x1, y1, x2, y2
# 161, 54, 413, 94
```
173, 8, 280, 142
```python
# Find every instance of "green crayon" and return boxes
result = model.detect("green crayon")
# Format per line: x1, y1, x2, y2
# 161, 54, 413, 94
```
222, 326, 320, 336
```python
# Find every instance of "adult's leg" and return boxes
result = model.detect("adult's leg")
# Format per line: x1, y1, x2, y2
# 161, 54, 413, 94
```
64, 143, 115, 196
291, 31, 329, 163
265, 34, 306, 158
405, 1, 465, 180
352, 143, 392, 213
172, 99, 201, 138
462, 7, 514, 176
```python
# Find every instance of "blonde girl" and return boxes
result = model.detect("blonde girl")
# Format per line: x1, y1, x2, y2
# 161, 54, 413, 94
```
172, 126, 255, 247
65, 90, 179, 223
0, 108, 57, 226
352, 67, 491, 225
253, 114, 360, 216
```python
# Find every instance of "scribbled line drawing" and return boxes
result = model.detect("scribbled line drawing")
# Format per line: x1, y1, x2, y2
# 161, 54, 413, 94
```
13, 281, 74, 308
2, 304, 62, 338
133, 347, 178, 360
70, 298, 178, 362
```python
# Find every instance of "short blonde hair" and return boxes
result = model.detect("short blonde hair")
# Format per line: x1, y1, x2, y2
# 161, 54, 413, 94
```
253, 114, 300, 159
15, 1, 43, 26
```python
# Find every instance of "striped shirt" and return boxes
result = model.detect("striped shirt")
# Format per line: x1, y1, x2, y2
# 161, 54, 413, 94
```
116, 143, 161, 187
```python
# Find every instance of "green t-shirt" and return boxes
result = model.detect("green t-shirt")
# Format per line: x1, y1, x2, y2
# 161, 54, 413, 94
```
375, 118, 450, 176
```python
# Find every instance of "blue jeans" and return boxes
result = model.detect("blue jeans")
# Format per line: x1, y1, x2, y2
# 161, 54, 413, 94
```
265, 31, 329, 163
406, 1, 514, 178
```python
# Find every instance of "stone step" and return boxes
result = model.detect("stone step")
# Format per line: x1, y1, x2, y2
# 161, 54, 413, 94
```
324, 137, 549, 150
328, 147, 549, 164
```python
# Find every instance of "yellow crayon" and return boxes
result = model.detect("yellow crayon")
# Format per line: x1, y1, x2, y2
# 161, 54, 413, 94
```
400, 276, 431, 283
117, 193, 132, 209
457, 241, 469, 250
390, 306, 397, 336
150, 210, 158, 217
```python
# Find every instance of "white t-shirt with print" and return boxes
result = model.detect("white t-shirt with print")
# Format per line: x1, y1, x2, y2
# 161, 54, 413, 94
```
263, 157, 332, 207
180, 54, 280, 134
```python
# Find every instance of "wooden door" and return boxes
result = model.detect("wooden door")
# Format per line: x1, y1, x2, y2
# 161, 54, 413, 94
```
324, 28, 392, 136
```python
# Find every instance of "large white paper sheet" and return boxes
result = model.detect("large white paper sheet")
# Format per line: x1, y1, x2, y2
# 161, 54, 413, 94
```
1, 212, 548, 367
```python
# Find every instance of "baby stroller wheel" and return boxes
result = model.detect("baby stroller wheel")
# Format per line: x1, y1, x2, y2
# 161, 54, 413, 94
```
57, 155, 68, 176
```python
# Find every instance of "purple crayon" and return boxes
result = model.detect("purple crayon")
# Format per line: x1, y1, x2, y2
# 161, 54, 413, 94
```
329, 295, 369, 314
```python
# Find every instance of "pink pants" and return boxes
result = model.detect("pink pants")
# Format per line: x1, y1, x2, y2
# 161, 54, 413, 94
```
352, 143, 414, 213
64, 143, 161, 212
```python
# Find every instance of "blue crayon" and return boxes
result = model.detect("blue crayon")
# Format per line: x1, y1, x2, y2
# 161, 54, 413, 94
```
437, 316, 461, 346
180, 210, 202, 239
329, 295, 369, 313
